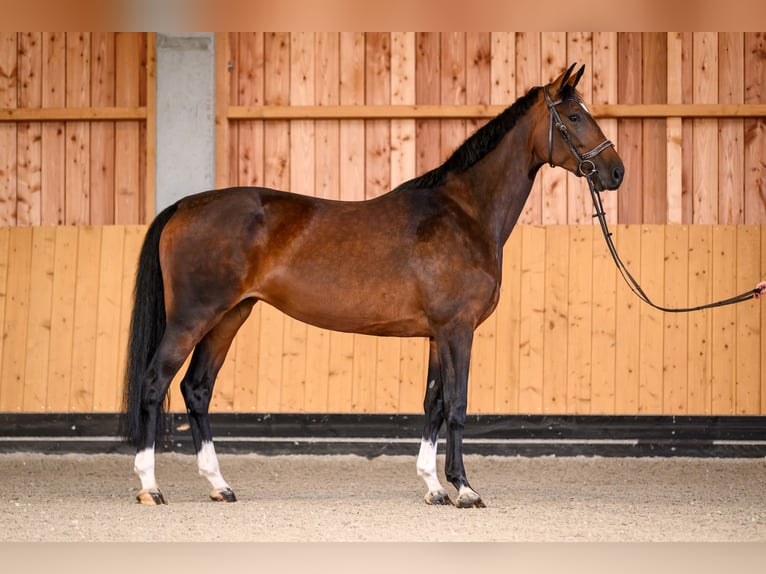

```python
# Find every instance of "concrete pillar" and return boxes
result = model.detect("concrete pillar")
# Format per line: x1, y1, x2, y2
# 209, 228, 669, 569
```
155, 32, 216, 211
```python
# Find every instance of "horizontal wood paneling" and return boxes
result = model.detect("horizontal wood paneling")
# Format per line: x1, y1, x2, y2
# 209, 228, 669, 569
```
0, 224, 762, 416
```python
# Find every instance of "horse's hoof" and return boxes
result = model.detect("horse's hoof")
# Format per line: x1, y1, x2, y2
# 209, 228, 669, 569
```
210, 487, 237, 503
136, 488, 167, 505
454, 487, 486, 509
424, 489, 453, 506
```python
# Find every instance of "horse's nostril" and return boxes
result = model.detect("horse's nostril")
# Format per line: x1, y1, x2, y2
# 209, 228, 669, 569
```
613, 164, 624, 184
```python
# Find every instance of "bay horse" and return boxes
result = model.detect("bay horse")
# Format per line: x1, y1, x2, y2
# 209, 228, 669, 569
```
123, 64, 624, 508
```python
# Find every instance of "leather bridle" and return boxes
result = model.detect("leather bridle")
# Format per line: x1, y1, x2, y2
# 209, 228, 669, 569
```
544, 84, 614, 191
543, 83, 761, 311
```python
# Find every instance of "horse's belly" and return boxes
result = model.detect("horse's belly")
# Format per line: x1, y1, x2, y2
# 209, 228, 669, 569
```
257, 278, 431, 337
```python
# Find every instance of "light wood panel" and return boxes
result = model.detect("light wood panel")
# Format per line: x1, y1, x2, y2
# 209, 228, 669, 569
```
1, 32, 151, 227
1, 224, 762, 416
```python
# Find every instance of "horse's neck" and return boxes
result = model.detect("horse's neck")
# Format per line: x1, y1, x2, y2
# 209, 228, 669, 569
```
458, 121, 541, 246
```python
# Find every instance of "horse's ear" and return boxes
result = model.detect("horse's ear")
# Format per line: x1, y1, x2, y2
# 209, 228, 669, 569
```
550, 63, 577, 95
571, 64, 585, 89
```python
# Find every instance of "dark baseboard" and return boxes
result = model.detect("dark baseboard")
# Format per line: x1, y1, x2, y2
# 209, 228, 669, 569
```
1, 412, 765, 457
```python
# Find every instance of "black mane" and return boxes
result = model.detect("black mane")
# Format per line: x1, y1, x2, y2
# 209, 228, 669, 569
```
396, 85, 542, 191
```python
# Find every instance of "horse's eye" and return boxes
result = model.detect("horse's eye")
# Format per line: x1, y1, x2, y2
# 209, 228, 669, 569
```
568, 114, 580, 123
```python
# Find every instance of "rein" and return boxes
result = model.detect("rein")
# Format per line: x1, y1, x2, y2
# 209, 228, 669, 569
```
544, 84, 763, 313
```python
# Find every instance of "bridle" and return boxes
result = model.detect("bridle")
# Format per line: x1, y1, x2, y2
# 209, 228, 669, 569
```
543, 82, 762, 312
544, 83, 614, 190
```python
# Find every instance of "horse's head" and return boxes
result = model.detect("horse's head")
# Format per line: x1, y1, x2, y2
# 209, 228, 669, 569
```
535, 64, 624, 191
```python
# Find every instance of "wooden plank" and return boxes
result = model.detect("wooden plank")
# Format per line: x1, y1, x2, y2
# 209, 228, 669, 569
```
0, 107, 146, 121
23, 227, 56, 411
214, 32, 231, 189
365, 32, 391, 200
282, 32, 315, 412
226, 102, 766, 121
65, 32, 91, 225
662, 225, 689, 413
718, 33, 744, 224
328, 32, 365, 412
315, 32, 340, 200
69, 227, 101, 411
541, 33, 568, 224
44, 263, 88, 413
666, 32, 683, 224
744, 33, 766, 224
490, 32, 515, 105
590, 215, 617, 414
0, 229, 8, 406
762, 226, 766, 414
90, 32, 116, 225
116, 225, 145, 410
734, 226, 761, 414
0, 228, 32, 411
41, 33, 67, 225
516, 33, 541, 224
542, 225, 569, 413
115, 32, 140, 224
567, 225, 593, 413
232, 33, 263, 413
681, 33, 694, 225
686, 225, 713, 414
491, 33, 520, 413
439, 32, 466, 183
235, 32, 264, 188
638, 225, 664, 413
495, 229, 522, 413
92, 226, 125, 411
144, 32, 157, 221
517, 225, 546, 413
0, 33, 18, 225
591, 32, 618, 225
565, 32, 594, 225
614, 225, 641, 413
467, 32, 495, 414
305, 33, 335, 412
17, 32, 43, 226
391, 32, 424, 413
710, 225, 737, 414
692, 32, 718, 224
465, 33, 490, 142
617, 33, 643, 224
415, 33, 441, 196
642, 33, 667, 224
366, 32, 397, 412
258, 32, 291, 412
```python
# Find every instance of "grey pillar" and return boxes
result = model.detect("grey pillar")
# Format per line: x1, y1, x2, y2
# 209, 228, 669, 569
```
155, 32, 216, 211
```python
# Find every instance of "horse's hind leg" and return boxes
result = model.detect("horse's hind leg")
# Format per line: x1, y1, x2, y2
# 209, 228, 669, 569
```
134, 328, 199, 505
181, 298, 256, 502
417, 339, 452, 505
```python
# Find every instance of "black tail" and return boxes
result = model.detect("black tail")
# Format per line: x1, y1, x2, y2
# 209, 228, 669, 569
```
122, 202, 179, 448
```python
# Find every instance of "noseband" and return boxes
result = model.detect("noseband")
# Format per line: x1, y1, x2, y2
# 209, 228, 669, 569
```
544, 84, 614, 187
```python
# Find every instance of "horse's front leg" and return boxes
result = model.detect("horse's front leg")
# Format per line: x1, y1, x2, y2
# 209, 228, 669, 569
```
438, 327, 485, 508
417, 339, 452, 505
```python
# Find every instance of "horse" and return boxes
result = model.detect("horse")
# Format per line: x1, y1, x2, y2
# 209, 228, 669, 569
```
123, 63, 624, 508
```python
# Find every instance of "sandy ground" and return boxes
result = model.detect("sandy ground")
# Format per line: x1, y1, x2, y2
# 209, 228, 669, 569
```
1, 452, 765, 542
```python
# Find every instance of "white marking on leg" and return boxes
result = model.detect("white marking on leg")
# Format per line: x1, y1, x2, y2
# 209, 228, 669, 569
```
197, 441, 230, 491
134, 446, 158, 491
416, 438, 444, 494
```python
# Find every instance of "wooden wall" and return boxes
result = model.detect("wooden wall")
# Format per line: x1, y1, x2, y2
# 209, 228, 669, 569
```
0, 32, 154, 226
218, 32, 766, 226
0, 224, 763, 415
0, 32, 765, 417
